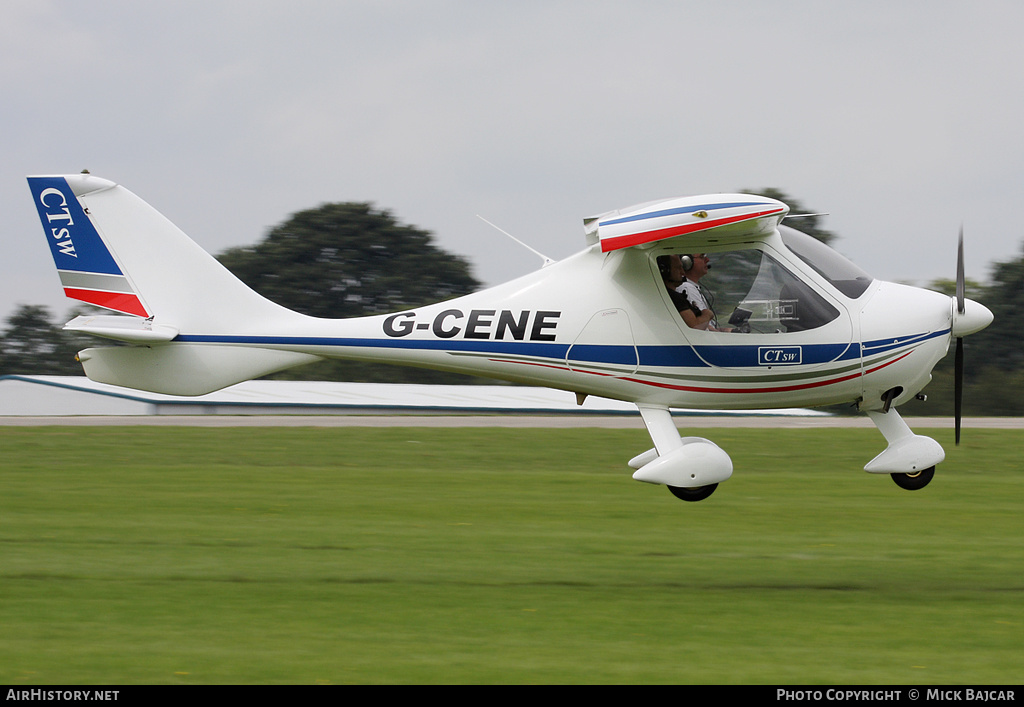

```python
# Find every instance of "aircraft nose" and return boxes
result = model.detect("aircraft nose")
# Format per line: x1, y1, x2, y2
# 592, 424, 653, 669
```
951, 298, 994, 337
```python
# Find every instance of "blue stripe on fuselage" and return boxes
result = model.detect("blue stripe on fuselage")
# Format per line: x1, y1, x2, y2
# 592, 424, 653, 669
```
174, 329, 948, 368
175, 334, 572, 359
650, 343, 855, 368
860, 329, 948, 353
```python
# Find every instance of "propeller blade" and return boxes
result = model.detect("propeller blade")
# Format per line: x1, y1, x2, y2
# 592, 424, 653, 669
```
954, 226, 965, 445
954, 336, 963, 445
956, 226, 965, 315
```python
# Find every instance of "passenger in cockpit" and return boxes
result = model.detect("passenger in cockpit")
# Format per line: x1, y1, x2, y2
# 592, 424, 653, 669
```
658, 254, 694, 316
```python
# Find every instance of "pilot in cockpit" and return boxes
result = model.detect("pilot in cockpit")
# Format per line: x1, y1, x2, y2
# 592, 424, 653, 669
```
667, 253, 732, 332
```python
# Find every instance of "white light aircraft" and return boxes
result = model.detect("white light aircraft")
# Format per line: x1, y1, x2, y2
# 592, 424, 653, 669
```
27, 173, 993, 501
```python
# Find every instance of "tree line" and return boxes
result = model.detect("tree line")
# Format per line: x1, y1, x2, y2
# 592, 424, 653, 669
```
3, 192, 1022, 414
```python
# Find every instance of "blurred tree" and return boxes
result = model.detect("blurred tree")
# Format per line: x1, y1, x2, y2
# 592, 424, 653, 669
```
740, 188, 836, 245
902, 246, 1024, 416
217, 202, 480, 319
922, 277, 986, 301
216, 202, 486, 383
963, 245, 1024, 374
0, 305, 87, 375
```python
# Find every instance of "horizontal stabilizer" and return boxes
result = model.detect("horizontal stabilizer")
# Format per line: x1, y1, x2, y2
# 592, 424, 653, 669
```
64, 315, 179, 343
77, 345, 322, 396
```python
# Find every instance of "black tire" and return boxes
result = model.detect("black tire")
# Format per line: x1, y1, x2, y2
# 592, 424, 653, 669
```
667, 483, 718, 502
891, 467, 935, 491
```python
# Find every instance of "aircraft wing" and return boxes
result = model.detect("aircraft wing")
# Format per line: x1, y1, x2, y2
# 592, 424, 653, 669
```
585, 193, 788, 252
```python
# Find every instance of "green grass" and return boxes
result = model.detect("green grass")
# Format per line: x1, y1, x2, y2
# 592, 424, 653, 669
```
1, 426, 1021, 684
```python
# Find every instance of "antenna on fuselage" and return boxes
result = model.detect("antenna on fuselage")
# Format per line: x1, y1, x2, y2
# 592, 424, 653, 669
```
784, 212, 830, 220
476, 215, 555, 267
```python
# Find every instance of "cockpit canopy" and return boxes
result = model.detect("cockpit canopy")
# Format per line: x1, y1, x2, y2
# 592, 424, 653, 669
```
656, 226, 874, 335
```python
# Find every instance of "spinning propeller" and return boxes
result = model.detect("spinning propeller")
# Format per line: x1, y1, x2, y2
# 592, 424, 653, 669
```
949, 227, 994, 445
954, 228, 965, 445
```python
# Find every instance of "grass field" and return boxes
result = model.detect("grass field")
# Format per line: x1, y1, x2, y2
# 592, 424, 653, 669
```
0, 425, 1021, 684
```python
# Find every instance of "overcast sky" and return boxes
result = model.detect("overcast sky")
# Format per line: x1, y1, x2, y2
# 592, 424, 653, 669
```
5, 1, 1023, 322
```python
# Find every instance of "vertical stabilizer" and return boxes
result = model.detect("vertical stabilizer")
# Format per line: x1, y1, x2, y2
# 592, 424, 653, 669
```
26, 174, 301, 333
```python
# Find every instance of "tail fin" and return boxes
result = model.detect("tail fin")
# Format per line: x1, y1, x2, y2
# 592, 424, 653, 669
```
27, 174, 319, 395
26, 174, 297, 332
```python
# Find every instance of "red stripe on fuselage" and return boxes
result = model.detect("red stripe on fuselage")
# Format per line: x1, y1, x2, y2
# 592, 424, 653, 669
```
488, 350, 913, 396
619, 352, 912, 394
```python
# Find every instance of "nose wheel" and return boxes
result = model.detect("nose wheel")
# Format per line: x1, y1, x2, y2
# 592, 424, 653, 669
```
890, 467, 935, 491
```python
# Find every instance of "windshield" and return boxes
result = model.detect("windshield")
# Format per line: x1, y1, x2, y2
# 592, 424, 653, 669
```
708, 248, 840, 333
779, 226, 873, 299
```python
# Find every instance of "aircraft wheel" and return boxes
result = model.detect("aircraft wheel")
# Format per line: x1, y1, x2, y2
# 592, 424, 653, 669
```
890, 467, 935, 491
667, 483, 718, 502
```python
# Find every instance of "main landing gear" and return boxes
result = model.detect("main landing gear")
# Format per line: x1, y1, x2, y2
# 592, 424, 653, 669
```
890, 467, 935, 491
667, 483, 719, 502
631, 404, 945, 502
630, 404, 733, 503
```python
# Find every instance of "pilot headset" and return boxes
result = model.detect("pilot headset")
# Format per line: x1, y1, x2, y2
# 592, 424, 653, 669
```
659, 254, 703, 278
680, 254, 715, 311
657, 255, 672, 279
